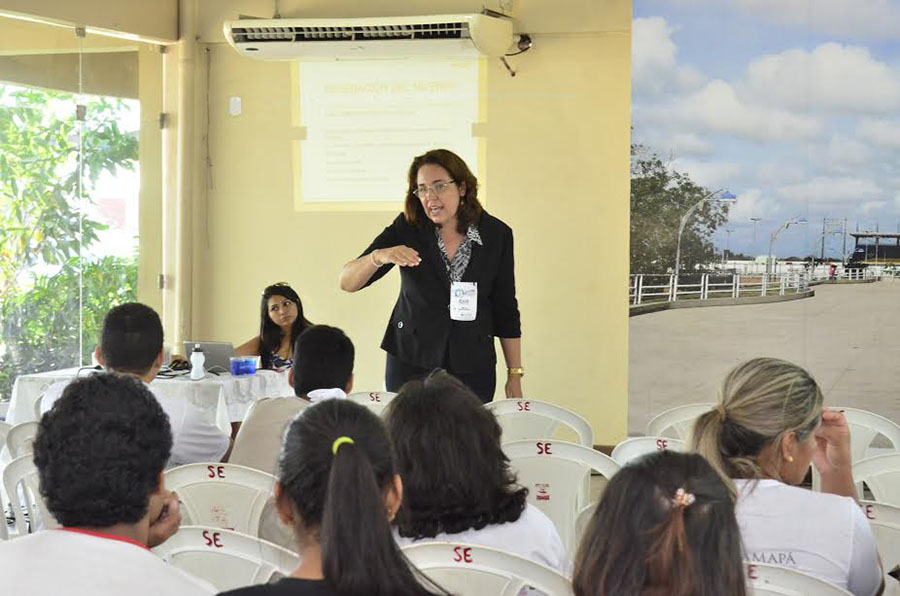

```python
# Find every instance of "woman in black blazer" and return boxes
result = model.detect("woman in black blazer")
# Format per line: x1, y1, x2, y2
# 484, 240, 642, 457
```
339, 149, 523, 403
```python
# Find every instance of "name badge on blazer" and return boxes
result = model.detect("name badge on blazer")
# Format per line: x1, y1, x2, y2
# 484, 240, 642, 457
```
450, 282, 477, 321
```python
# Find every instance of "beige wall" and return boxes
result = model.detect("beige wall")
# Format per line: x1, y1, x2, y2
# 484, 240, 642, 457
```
0, 0, 177, 42
188, 1, 632, 442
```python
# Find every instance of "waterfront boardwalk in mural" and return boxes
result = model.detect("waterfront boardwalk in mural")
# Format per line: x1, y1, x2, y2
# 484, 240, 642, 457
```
629, 280, 900, 435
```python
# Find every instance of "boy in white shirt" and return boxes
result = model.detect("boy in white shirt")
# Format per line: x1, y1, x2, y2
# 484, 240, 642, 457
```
231, 325, 355, 475
41, 302, 231, 466
0, 373, 214, 595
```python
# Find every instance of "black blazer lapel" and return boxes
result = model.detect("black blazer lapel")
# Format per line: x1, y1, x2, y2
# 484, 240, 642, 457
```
463, 234, 487, 285
421, 226, 451, 289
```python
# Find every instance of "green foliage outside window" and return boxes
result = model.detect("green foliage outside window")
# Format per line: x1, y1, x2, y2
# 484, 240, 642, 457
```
0, 86, 138, 400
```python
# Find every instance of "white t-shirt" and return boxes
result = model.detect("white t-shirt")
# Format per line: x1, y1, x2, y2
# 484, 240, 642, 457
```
0, 528, 215, 596
41, 379, 230, 467
394, 504, 570, 575
734, 478, 882, 596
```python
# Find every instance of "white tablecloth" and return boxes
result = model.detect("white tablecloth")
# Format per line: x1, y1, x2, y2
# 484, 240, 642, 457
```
7, 367, 293, 433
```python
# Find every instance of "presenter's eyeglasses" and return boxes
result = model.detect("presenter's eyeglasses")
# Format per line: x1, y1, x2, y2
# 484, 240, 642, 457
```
413, 180, 456, 198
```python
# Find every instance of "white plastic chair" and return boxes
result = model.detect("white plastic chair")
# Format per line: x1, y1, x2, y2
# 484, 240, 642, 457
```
2, 454, 59, 536
0, 420, 10, 458
347, 391, 397, 416
164, 463, 282, 540
402, 541, 574, 596
152, 525, 299, 592
645, 403, 714, 441
609, 436, 686, 466
32, 394, 44, 422
814, 407, 900, 491
853, 453, 900, 506
574, 502, 595, 548
486, 399, 593, 447
503, 439, 620, 555
745, 562, 852, 595
840, 407, 900, 459
6, 421, 39, 459
859, 500, 900, 570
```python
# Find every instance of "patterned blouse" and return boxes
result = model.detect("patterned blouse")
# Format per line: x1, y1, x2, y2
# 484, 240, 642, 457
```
435, 225, 483, 282
269, 352, 292, 370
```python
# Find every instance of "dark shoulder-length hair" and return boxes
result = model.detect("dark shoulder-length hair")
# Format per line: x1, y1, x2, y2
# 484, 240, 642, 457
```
384, 370, 527, 538
259, 283, 311, 369
404, 148, 483, 234
278, 399, 447, 596
573, 451, 746, 596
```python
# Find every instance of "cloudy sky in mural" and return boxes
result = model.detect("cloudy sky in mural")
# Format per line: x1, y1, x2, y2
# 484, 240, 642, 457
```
632, 0, 900, 258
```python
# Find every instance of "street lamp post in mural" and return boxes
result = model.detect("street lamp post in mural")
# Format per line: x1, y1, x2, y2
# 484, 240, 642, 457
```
674, 190, 737, 276
768, 217, 808, 274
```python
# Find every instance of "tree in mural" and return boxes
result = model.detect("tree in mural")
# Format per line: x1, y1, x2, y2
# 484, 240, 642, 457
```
630, 143, 731, 275
0, 86, 138, 398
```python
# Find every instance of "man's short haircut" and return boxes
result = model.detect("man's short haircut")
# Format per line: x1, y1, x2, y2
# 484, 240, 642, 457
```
100, 302, 164, 375
33, 373, 172, 527
292, 325, 354, 396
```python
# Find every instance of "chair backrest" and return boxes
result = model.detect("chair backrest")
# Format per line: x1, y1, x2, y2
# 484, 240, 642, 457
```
152, 525, 299, 592
745, 562, 852, 595
347, 391, 397, 416
610, 436, 686, 466
164, 463, 279, 538
853, 453, 900, 506
837, 407, 900, 461
2, 454, 59, 536
402, 541, 574, 596
230, 397, 308, 477
503, 439, 620, 555
858, 500, 900, 570
32, 394, 44, 422
6, 421, 39, 459
486, 399, 593, 447
0, 419, 10, 457
574, 503, 595, 550
645, 403, 714, 440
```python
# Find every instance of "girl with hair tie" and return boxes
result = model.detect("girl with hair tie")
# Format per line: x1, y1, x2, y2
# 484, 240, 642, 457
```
219, 399, 447, 596
573, 450, 746, 596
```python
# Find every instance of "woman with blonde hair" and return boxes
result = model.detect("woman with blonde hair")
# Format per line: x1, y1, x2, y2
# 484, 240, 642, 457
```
691, 357, 882, 596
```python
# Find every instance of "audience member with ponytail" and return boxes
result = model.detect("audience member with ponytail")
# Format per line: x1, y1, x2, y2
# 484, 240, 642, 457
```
219, 399, 446, 596
573, 450, 745, 596
691, 357, 882, 596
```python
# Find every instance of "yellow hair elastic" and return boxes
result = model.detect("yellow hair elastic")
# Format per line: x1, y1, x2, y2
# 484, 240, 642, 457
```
331, 436, 355, 455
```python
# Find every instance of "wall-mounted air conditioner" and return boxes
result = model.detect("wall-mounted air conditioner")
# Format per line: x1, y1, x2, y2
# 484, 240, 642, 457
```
223, 13, 514, 60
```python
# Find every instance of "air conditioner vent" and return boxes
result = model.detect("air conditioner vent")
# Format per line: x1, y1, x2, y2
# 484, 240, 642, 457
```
231, 22, 468, 44
224, 14, 513, 60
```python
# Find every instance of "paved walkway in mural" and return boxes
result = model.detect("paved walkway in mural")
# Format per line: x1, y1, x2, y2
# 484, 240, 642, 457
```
629, 280, 900, 435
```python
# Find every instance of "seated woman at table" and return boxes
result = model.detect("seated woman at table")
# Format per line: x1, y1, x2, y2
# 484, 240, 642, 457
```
235, 283, 312, 370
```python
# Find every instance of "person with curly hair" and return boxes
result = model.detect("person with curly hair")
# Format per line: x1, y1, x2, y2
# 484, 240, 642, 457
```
0, 373, 214, 595
384, 370, 566, 572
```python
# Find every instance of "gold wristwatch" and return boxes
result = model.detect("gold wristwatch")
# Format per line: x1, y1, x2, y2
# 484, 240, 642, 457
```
507, 367, 525, 377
